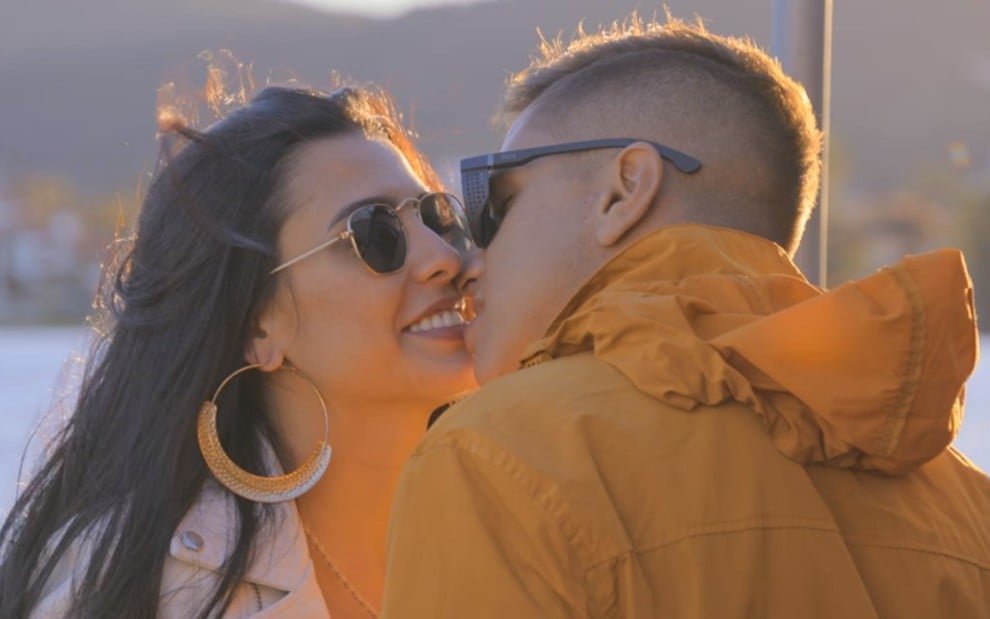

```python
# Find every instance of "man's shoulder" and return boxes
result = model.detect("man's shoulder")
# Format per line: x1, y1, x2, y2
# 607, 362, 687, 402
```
413, 351, 740, 491
427, 353, 639, 440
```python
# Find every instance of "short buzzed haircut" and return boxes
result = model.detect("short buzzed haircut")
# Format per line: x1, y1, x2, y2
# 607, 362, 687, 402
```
500, 13, 822, 254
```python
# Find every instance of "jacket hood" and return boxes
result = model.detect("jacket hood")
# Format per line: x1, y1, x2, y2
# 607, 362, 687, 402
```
522, 225, 978, 474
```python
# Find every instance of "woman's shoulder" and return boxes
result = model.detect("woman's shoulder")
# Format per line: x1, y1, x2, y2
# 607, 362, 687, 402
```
31, 481, 325, 618
162, 481, 325, 617
165, 481, 312, 587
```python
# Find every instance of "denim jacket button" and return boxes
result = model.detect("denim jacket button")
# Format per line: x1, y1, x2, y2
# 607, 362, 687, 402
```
180, 530, 205, 552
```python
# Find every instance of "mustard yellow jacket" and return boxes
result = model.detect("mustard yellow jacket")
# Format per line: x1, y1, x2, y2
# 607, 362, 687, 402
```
383, 225, 989, 618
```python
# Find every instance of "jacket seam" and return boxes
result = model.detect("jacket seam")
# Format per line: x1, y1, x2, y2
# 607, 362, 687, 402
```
583, 519, 990, 572
881, 264, 925, 456
841, 535, 990, 571
421, 432, 611, 571
584, 516, 839, 570
415, 433, 616, 615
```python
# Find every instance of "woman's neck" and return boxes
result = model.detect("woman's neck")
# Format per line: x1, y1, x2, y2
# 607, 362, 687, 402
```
268, 384, 435, 617
295, 405, 427, 549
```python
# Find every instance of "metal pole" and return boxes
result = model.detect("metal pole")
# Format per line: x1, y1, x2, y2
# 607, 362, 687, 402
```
771, 0, 832, 286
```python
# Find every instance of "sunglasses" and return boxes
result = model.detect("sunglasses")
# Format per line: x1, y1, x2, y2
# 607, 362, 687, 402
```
270, 191, 473, 275
459, 138, 703, 248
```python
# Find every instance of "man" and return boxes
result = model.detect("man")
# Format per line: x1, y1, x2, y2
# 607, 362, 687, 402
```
383, 14, 990, 618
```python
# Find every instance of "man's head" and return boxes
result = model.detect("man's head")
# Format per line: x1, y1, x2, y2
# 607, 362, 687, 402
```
460, 13, 822, 383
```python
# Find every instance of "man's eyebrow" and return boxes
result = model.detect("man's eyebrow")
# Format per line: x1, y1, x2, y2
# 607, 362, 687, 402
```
326, 195, 396, 231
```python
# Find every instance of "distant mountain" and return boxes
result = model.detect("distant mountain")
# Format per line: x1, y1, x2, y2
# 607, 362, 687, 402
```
1, 0, 988, 195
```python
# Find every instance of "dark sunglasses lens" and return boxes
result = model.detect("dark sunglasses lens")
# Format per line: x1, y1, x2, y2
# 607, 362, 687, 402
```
349, 205, 406, 273
478, 206, 499, 249
420, 194, 473, 253
460, 171, 495, 248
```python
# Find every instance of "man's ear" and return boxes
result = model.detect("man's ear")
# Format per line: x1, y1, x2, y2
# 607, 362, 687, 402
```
592, 142, 664, 247
245, 303, 286, 371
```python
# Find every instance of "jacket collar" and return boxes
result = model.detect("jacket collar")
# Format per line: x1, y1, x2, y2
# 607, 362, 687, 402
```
522, 224, 977, 474
522, 224, 805, 366
169, 479, 312, 592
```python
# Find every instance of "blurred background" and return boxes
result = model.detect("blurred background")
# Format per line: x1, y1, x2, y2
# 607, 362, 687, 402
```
2, 0, 990, 318
1, 0, 988, 506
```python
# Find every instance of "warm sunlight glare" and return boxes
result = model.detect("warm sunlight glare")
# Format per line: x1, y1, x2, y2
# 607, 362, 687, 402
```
283, 0, 484, 18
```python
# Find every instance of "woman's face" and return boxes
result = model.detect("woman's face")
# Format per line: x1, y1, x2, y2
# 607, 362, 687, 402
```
254, 133, 476, 411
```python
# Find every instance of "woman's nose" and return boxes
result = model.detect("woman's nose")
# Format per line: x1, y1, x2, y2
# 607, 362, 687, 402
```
407, 220, 464, 284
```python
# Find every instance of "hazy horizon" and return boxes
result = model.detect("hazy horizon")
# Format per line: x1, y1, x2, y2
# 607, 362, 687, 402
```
283, 0, 486, 17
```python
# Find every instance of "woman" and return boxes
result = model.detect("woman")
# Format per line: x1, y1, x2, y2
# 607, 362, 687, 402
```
0, 84, 477, 618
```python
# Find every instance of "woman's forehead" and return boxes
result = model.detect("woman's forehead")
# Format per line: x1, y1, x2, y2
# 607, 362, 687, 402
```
286, 135, 426, 217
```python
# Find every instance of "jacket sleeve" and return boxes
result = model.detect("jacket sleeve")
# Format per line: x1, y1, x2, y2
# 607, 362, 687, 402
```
381, 436, 587, 619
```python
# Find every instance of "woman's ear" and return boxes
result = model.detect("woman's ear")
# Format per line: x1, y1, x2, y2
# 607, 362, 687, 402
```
592, 142, 664, 247
245, 303, 286, 371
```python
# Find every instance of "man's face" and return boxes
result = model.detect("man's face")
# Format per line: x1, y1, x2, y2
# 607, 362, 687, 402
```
463, 111, 598, 384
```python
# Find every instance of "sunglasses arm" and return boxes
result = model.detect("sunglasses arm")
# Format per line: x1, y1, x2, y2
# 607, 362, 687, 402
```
269, 234, 348, 275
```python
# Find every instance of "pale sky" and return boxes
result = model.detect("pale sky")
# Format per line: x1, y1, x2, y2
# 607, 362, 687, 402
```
285, 0, 485, 18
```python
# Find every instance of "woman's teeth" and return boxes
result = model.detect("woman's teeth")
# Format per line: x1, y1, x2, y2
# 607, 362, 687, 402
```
408, 310, 465, 333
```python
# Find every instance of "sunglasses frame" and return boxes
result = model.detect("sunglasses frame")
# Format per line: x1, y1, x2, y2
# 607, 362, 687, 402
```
269, 191, 470, 276
459, 138, 703, 247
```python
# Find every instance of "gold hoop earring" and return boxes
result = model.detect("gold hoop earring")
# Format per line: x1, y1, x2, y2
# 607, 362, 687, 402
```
197, 364, 332, 503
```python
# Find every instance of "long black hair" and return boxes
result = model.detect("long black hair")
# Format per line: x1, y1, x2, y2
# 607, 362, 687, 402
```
0, 84, 437, 618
